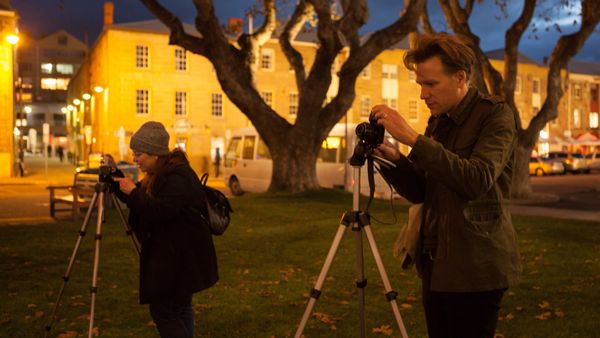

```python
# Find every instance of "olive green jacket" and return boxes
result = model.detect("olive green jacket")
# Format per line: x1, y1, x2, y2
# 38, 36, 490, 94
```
381, 88, 521, 292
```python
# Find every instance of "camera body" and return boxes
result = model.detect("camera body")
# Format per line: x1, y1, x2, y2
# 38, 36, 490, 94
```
356, 115, 384, 148
98, 164, 117, 183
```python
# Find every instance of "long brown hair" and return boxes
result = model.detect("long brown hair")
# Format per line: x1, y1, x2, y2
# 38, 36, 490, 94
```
140, 148, 189, 196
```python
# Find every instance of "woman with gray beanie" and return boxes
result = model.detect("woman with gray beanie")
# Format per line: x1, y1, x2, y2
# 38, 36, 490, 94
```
111, 121, 218, 338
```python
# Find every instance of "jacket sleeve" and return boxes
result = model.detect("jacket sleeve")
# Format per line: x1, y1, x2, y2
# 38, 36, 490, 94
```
408, 103, 516, 200
126, 173, 194, 224
378, 154, 426, 203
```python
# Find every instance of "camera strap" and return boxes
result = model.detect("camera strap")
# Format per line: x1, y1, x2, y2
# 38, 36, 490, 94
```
365, 156, 376, 212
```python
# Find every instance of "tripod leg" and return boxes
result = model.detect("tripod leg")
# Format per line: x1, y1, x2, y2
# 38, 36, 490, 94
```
352, 223, 367, 338
363, 224, 409, 338
110, 193, 140, 256
295, 223, 348, 338
44, 192, 100, 338
88, 191, 106, 338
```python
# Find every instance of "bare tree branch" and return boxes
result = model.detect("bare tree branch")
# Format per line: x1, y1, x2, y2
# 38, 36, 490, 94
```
279, 0, 313, 93
524, 0, 600, 148
503, 0, 536, 130
237, 0, 277, 67
420, 1, 436, 34
337, 0, 369, 50
138, 0, 208, 55
464, 0, 475, 17
439, 0, 503, 95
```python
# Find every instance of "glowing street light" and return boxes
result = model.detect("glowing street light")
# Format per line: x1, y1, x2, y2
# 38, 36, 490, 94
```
24, 106, 32, 114
5, 34, 19, 45
61, 107, 67, 114
73, 98, 81, 105
67, 105, 74, 111
93, 86, 104, 93
82, 93, 91, 100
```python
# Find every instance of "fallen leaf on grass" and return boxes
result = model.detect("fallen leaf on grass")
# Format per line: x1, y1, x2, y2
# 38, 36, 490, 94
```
400, 303, 413, 309
554, 308, 565, 318
313, 312, 339, 324
372, 324, 393, 336
57, 331, 78, 338
27, 304, 37, 308
538, 301, 551, 309
147, 321, 156, 327
505, 313, 514, 320
535, 312, 552, 320
34, 311, 44, 318
406, 295, 417, 302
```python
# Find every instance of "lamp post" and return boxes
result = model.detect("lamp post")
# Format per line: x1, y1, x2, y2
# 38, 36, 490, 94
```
6, 33, 21, 176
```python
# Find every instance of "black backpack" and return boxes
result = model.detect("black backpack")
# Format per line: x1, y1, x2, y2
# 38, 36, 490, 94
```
199, 173, 233, 235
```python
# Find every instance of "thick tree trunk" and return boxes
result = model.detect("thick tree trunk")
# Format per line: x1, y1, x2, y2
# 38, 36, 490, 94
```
511, 143, 534, 198
268, 134, 320, 192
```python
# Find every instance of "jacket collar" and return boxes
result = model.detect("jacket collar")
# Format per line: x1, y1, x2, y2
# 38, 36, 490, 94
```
445, 87, 479, 126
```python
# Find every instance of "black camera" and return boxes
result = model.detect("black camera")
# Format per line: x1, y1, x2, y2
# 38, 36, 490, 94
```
98, 164, 117, 183
356, 116, 384, 148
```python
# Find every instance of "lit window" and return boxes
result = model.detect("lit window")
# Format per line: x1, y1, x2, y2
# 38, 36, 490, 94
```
382, 64, 398, 79
383, 98, 397, 109
408, 100, 418, 120
175, 48, 187, 71
515, 76, 522, 94
261, 91, 273, 107
56, 64, 73, 74
56, 78, 69, 90
40, 78, 70, 90
260, 48, 274, 71
41, 63, 53, 74
532, 78, 540, 94
256, 138, 271, 159
175, 91, 187, 115
360, 96, 371, 117
136, 45, 149, 69
289, 92, 298, 116
212, 93, 223, 117
590, 112, 599, 128
136, 89, 149, 115
361, 64, 371, 79
573, 109, 581, 128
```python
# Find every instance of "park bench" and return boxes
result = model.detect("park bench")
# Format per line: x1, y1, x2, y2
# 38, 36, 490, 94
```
47, 173, 98, 219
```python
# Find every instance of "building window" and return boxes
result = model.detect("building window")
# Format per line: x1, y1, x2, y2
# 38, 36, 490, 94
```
260, 48, 274, 71
57, 35, 68, 45
212, 93, 223, 117
573, 109, 581, 128
261, 91, 273, 107
573, 84, 581, 99
136, 89, 149, 115
41, 63, 53, 74
408, 100, 418, 120
56, 64, 74, 75
361, 64, 371, 79
21, 63, 32, 72
175, 48, 187, 71
383, 98, 397, 109
175, 91, 187, 115
136, 45, 149, 69
382, 64, 398, 79
408, 71, 416, 83
532, 78, 540, 94
590, 112, 599, 128
360, 96, 371, 117
515, 76, 522, 94
289, 92, 298, 116
40, 78, 69, 90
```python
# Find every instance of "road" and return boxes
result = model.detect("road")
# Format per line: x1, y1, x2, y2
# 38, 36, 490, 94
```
528, 171, 600, 212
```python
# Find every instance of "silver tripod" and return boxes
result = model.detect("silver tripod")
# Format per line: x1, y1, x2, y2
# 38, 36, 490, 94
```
44, 180, 140, 338
294, 165, 409, 338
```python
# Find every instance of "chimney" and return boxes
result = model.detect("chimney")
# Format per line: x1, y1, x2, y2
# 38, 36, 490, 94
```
104, 1, 114, 27
228, 18, 243, 35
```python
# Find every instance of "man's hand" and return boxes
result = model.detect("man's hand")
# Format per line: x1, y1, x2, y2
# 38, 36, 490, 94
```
373, 138, 401, 162
114, 177, 136, 195
371, 104, 419, 147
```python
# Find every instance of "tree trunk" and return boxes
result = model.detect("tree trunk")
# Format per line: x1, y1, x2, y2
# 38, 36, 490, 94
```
268, 134, 320, 192
511, 142, 534, 198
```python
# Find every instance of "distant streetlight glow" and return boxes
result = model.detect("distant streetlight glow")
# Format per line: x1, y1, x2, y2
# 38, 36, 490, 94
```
539, 130, 549, 139
93, 86, 104, 93
82, 93, 91, 100
61, 107, 67, 114
6, 34, 19, 45
67, 105, 74, 111
24, 106, 32, 114
73, 99, 81, 105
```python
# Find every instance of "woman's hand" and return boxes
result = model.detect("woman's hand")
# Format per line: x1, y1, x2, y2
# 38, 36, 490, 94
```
114, 177, 136, 195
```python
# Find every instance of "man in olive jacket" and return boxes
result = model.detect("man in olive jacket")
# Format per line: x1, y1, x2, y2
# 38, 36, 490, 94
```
372, 33, 521, 338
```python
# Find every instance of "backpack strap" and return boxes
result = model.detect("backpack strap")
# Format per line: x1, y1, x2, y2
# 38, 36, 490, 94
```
200, 173, 209, 187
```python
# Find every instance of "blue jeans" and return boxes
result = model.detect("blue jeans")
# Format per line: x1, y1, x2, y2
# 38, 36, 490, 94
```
149, 294, 194, 338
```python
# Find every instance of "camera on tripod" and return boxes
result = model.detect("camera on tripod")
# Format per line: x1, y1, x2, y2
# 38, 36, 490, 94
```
356, 116, 384, 149
98, 164, 118, 183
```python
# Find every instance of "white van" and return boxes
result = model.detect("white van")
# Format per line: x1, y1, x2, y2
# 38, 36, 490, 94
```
223, 123, 397, 199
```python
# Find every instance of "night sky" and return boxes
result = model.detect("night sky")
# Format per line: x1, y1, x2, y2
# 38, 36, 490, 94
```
11, 0, 600, 63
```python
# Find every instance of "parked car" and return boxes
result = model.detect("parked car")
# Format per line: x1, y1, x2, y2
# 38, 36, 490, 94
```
585, 152, 600, 171
529, 157, 565, 176
543, 151, 590, 174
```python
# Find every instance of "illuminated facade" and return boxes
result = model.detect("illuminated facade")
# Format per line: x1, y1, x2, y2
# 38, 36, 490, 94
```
0, 1, 17, 177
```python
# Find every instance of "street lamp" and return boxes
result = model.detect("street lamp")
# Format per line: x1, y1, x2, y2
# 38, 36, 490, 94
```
5, 34, 19, 45
82, 93, 91, 100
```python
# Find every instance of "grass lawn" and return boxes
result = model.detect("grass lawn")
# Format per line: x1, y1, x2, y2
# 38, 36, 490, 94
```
0, 189, 599, 337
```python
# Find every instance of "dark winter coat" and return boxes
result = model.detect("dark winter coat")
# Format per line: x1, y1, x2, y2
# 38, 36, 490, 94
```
380, 88, 521, 292
118, 156, 218, 304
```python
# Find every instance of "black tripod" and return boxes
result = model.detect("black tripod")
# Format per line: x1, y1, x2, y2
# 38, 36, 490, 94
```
294, 143, 409, 338
44, 180, 140, 338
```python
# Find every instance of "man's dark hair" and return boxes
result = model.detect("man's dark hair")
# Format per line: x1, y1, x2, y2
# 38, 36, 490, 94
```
404, 33, 476, 80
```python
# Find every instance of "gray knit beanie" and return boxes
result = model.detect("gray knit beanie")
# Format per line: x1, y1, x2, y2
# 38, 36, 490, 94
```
130, 121, 170, 155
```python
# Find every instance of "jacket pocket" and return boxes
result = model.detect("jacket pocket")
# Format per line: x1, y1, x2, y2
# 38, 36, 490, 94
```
462, 199, 505, 237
